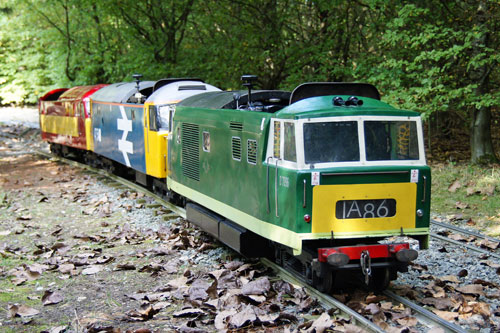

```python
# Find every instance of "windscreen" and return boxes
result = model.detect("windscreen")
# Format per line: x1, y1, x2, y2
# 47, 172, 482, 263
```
364, 121, 419, 161
303, 121, 359, 163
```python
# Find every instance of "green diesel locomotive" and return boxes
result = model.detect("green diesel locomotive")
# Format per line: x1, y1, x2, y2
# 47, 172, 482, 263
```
167, 77, 430, 291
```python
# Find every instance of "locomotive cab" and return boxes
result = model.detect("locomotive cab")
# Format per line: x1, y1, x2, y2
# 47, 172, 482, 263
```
264, 92, 430, 291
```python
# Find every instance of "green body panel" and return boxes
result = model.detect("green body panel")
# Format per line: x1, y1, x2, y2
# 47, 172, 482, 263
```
168, 92, 430, 253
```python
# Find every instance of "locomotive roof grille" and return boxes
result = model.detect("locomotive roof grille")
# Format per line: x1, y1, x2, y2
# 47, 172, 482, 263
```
178, 85, 206, 91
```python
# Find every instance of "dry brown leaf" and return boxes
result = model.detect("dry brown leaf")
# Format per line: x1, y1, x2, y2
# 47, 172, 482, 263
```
432, 309, 458, 321
47, 326, 67, 333
172, 308, 206, 318
448, 180, 461, 193
42, 290, 64, 306
471, 302, 491, 319
228, 304, 257, 328
440, 275, 460, 283
466, 187, 477, 196
114, 263, 136, 271
241, 277, 270, 296
456, 284, 485, 296
481, 185, 495, 196
307, 312, 333, 333
421, 297, 454, 310
396, 316, 417, 326
476, 239, 499, 250
188, 279, 211, 301
58, 264, 75, 274
448, 234, 473, 242
455, 201, 469, 209
214, 309, 237, 330
8, 304, 40, 317
81, 265, 101, 275
167, 276, 188, 289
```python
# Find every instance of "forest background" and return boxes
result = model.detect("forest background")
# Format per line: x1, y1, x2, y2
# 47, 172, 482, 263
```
0, 0, 499, 163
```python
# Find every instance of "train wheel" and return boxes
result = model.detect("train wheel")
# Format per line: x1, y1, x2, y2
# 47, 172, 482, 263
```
313, 271, 335, 294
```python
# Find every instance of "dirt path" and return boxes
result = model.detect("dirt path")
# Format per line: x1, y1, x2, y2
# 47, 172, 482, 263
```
0, 125, 349, 332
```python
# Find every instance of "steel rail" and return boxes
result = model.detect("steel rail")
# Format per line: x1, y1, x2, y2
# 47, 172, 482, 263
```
431, 233, 500, 260
260, 258, 385, 333
383, 290, 468, 333
431, 220, 500, 244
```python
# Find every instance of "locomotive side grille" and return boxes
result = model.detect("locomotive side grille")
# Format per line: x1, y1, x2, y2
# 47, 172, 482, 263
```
232, 137, 242, 161
229, 121, 243, 131
181, 123, 200, 181
247, 139, 257, 165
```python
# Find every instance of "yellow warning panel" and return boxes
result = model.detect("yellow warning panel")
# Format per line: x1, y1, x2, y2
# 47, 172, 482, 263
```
40, 115, 79, 137
312, 183, 416, 234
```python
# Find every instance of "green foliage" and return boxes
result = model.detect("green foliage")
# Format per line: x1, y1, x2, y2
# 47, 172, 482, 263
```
0, 0, 498, 161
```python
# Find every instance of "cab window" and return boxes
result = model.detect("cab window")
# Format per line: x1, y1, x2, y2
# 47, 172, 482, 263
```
284, 122, 296, 162
273, 121, 281, 159
364, 121, 419, 161
303, 121, 359, 164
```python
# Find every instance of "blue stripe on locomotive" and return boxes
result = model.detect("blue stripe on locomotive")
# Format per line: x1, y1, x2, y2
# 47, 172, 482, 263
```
92, 102, 146, 173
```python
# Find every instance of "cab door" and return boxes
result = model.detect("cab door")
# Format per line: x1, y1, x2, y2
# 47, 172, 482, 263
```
144, 103, 173, 178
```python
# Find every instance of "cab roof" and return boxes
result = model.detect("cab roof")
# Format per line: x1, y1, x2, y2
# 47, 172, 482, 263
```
275, 95, 420, 119
90, 81, 154, 103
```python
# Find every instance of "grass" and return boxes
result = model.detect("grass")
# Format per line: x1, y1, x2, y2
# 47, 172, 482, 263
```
430, 162, 500, 235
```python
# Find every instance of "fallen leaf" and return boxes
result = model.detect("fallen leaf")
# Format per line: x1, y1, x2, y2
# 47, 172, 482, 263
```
476, 239, 499, 250
114, 263, 136, 271
480, 260, 500, 268
127, 304, 160, 321
456, 284, 485, 296
42, 290, 64, 306
8, 304, 40, 317
241, 277, 270, 296
471, 302, 491, 319
81, 265, 101, 275
47, 326, 67, 333
448, 180, 461, 193
421, 297, 454, 310
455, 201, 469, 209
440, 275, 460, 283
433, 309, 458, 321
396, 316, 417, 326
480, 185, 495, 196
172, 308, 206, 318
228, 304, 257, 328
307, 312, 333, 333
214, 309, 237, 330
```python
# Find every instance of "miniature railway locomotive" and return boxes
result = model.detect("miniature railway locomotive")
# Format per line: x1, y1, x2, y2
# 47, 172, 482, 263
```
39, 75, 430, 292
168, 77, 430, 291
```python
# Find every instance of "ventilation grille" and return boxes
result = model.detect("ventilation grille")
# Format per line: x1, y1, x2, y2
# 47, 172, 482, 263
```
232, 137, 242, 161
247, 140, 257, 165
230, 121, 243, 131
178, 85, 206, 91
181, 123, 200, 181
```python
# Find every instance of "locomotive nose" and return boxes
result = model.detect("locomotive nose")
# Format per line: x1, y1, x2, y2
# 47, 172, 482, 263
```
395, 248, 418, 262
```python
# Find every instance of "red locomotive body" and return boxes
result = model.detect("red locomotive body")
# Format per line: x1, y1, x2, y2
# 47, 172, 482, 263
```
39, 85, 107, 152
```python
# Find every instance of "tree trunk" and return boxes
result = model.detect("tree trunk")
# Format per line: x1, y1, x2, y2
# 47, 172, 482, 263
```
469, 1, 497, 163
470, 105, 496, 163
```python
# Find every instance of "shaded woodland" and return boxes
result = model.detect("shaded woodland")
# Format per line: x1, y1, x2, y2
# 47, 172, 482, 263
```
0, 0, 499, 162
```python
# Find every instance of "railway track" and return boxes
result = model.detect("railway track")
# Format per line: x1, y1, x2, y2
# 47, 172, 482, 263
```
30, 148, 473, 332
430, 220, 500, 260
